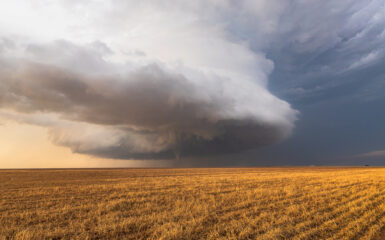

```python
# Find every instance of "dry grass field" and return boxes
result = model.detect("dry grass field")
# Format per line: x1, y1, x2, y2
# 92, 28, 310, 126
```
1, 167, 385, 240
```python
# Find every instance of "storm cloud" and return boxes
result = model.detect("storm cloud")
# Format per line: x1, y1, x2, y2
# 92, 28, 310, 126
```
2, 0, 383, 163
0, 42, 295, 159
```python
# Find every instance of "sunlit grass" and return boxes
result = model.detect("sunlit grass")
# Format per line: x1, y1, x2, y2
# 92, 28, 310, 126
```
1, 167, 385, 239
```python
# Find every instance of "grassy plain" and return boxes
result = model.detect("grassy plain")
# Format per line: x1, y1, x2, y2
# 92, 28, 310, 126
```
1, 167, 385, 239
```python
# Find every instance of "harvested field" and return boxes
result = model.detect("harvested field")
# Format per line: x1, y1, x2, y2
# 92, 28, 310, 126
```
1, 167, 385, 239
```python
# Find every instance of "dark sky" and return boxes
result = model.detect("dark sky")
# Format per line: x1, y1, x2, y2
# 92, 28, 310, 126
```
245, 39, 385, 166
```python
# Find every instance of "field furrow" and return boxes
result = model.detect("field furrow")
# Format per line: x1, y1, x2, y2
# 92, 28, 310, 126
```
1, 168, 385, 239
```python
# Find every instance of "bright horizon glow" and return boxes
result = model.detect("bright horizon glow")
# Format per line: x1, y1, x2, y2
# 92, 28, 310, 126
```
0, 121, 170, 168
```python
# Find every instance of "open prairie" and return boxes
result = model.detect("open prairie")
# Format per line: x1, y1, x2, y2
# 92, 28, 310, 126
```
1, 168, 385, 240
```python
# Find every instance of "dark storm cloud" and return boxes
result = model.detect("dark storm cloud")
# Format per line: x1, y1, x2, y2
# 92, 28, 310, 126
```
0, 54, 295, 159
261, 0, 385, 104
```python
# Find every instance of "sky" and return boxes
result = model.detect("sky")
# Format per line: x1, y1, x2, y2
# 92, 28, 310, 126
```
0, 0, 384, 168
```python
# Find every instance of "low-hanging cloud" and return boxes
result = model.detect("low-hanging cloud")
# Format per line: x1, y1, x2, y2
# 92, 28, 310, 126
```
0, 49, 296, 159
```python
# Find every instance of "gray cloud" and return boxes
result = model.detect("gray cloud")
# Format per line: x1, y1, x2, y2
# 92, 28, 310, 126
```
0, 40, 296, 159
262, 0, 385, 103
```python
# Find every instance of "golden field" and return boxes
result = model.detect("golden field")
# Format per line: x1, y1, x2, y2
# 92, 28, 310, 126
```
1, 167, 385, 240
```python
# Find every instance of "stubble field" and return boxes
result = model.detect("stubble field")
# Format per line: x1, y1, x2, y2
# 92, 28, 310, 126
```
1, 167, 385, 240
